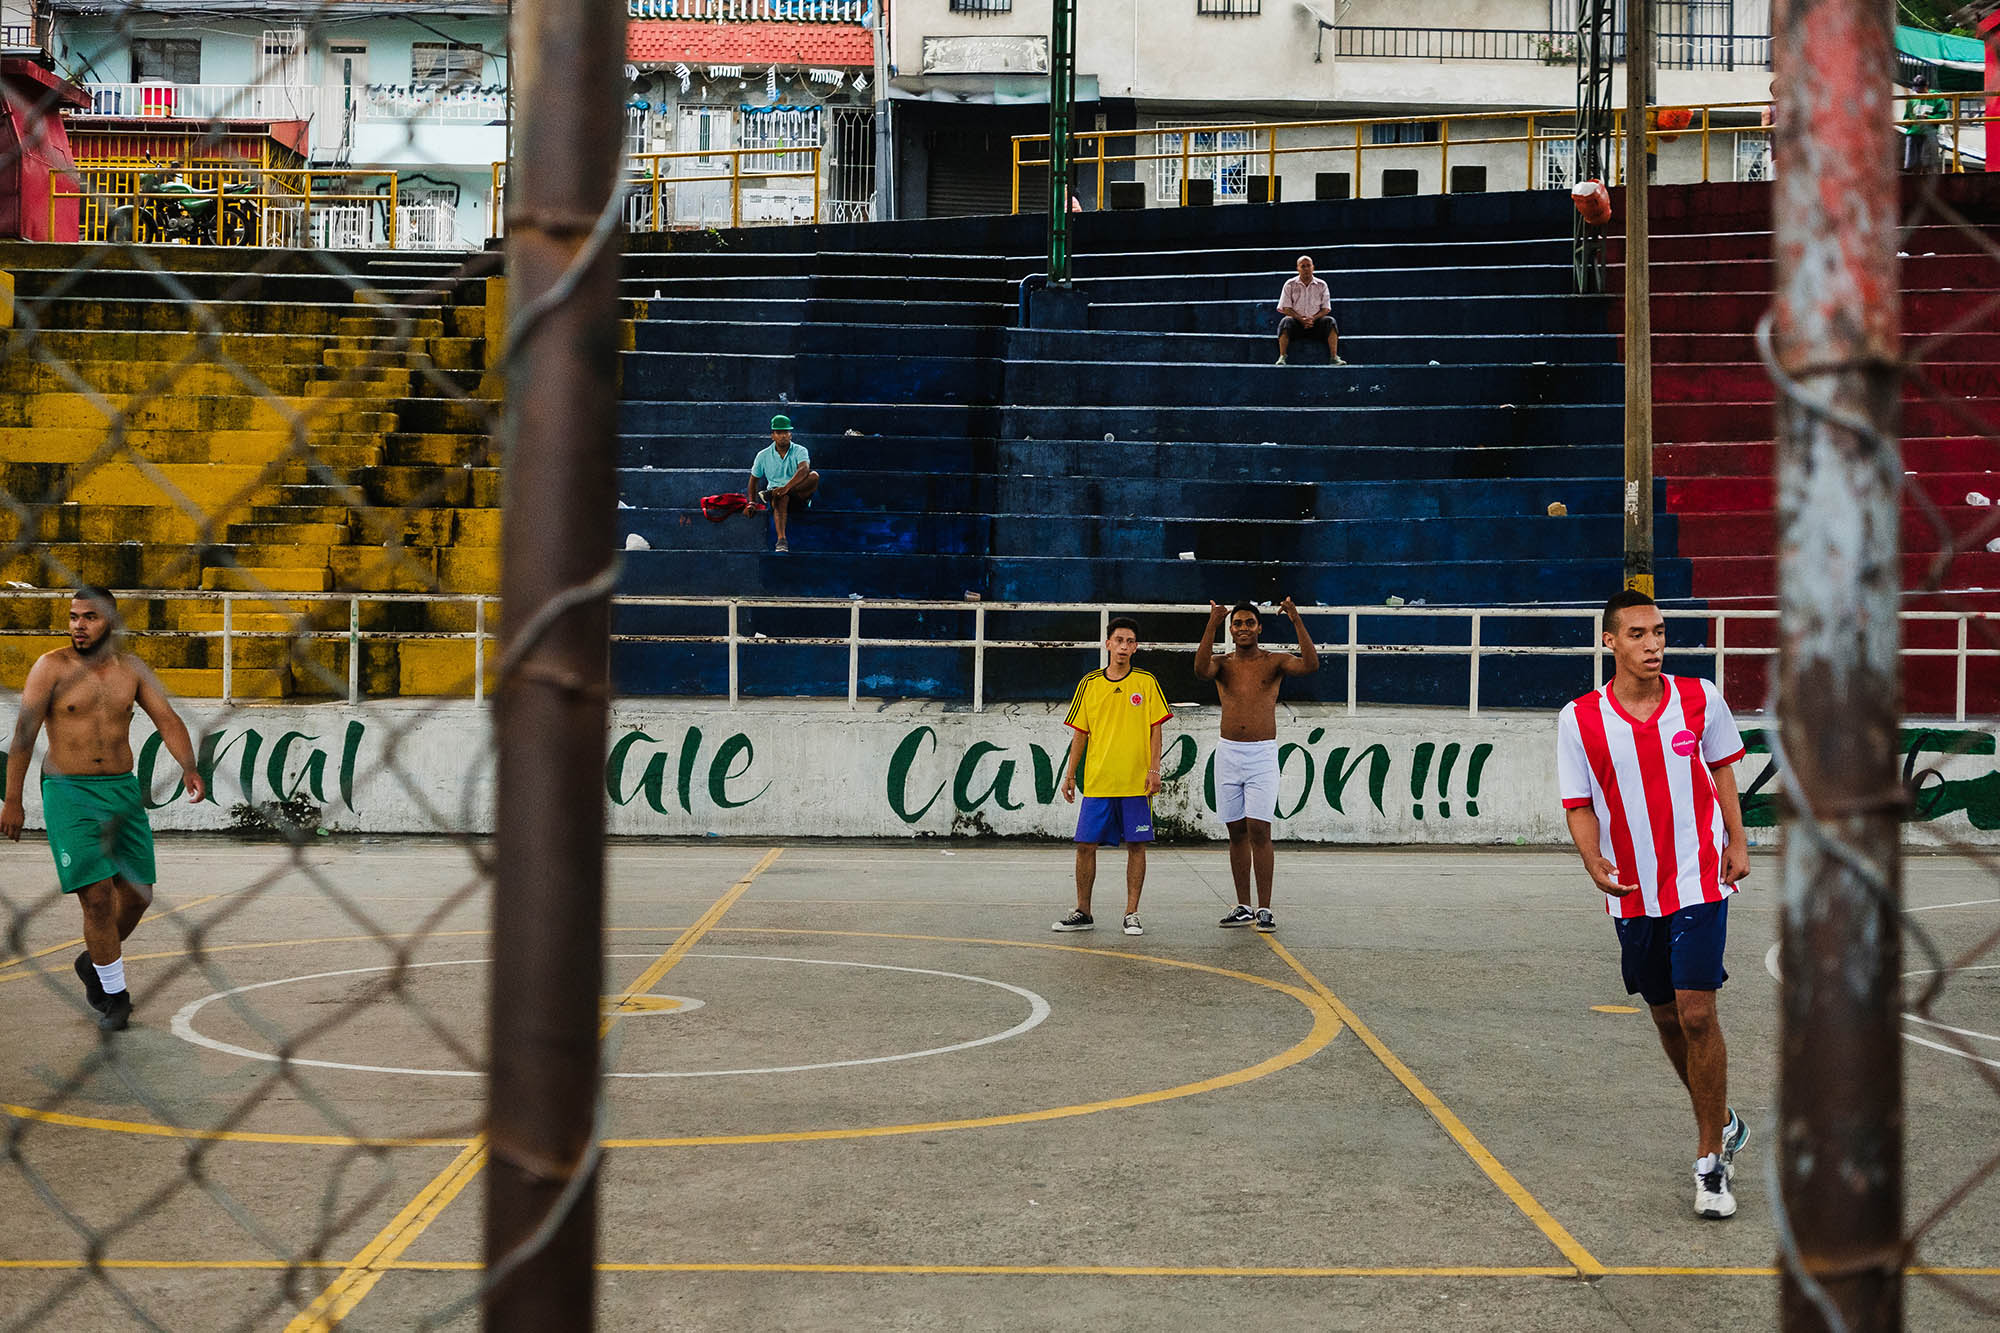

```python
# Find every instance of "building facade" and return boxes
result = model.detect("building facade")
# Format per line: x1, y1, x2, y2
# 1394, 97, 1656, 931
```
47, 0, 507, 246
885, 0, 1779, 215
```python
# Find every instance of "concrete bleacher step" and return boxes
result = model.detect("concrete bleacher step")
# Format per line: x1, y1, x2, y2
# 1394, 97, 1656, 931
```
626, 296, 1012, 329
201, 565, 332, 592
16, 297, 448, 339
1086, 292, 1615, 338
157, 666, 293, 699
1667, 471, 2000, 512
0, 392, 396, 433
1658, 437, 1991, 475
1656, 399, 1998, 443
1646, 331, 2000, 364
1674, 506, 1994, 557
1056, 236, 1577, 279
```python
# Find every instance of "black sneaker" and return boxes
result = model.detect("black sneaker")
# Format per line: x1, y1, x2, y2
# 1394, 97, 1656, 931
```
1052, 910, 1094, 932
1219, 905, 1256, 928
74, 951, 107, 1014
1254, 908, 1277, 933
96, 990, 131, 1033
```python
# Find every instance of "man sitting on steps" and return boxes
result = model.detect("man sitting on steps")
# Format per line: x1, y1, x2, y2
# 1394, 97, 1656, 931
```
747, 414, 820, 554
1275, 255, 1345, 367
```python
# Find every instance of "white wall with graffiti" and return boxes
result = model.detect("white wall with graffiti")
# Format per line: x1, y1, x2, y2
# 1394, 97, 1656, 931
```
9, 699, 2000, 846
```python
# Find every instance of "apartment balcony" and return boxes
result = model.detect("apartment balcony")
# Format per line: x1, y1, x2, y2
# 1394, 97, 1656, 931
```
625, 0, 870, 20
79, 83, 507, 127
1333, 26, 1772, 71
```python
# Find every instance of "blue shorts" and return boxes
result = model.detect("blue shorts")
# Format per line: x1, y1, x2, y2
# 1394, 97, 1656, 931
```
1075, 795, 1154, 846
1613, 897, 1731, 1007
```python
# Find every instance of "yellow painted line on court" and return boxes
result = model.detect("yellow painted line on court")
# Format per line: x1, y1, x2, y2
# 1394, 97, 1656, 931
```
5, 927, 1339, 1149
0, 893, 223, 975
285, 849, 783, 1333
1590, 1005, 1642, 1015
598, 932, 1341, 1148
1260, 936, 1608, 1279
2, 1257, 1996, 1278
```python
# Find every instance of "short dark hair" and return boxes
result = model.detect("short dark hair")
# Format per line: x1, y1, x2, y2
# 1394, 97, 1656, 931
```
1229, 602, 1261, 622
1107, 616, 1140, 640
1602, 588, 1658, 634
73, 585, 116, 609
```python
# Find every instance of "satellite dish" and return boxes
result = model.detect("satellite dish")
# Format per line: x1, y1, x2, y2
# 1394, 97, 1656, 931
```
1297, 0, 1338, 27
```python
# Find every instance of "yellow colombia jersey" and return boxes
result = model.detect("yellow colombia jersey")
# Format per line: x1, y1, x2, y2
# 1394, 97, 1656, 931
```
1063, 667, 1173, 797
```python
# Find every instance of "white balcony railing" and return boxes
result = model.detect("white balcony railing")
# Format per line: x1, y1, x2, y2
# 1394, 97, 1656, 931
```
84, 82, 321, 122
81, 82, 508, 128
626, 0, 870, 20
355, 84, 507, 123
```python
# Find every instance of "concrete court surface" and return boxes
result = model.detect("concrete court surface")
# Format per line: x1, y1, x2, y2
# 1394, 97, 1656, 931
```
0, 838, 1995, 1332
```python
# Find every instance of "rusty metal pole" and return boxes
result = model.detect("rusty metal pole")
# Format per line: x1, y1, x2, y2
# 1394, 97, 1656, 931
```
1623, 0, 1654, 595
484, 0, 625, 1317
1771, 0, 1904, 1326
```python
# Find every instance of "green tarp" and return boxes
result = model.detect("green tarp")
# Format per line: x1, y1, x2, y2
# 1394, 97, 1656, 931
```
1895, 24, 1988, 93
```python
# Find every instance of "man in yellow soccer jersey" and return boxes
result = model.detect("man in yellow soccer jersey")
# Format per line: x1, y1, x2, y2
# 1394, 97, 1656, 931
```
1053, 616, 1173, 936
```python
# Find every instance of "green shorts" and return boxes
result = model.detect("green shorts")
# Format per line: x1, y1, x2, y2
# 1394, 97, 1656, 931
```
40, 772, 156, 894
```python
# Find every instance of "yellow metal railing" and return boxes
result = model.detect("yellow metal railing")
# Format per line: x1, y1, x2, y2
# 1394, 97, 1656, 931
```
489, 144, 823, 241
53, 165, 413, 248
1011, 94, 1994, 210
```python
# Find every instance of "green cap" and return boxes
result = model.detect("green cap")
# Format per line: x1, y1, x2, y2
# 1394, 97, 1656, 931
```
770, 414, 793, 432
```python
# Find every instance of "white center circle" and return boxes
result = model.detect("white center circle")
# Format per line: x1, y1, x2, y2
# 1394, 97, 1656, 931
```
169, 952, 1052, 1079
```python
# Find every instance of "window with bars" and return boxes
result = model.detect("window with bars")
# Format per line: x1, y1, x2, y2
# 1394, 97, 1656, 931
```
949, 0, 1012, 12
129, 37, 199, 83
1197, 0, 1261, 14
739, 105, 822, 176
1154, 122, 1252, 201
412, 41, 484, 87
259, 29, 304, 85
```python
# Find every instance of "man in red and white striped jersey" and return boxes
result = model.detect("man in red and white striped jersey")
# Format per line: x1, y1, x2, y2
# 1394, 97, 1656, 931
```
1557, 589, 1752, 1221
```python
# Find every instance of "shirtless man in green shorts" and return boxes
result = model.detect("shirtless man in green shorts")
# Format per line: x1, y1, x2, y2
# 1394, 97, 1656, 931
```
1, 587, 204, 1031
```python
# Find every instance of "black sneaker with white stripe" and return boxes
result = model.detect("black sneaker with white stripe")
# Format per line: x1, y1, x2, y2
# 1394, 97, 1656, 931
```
1219, 905, 1256, 928
1052, 910, 1094, 932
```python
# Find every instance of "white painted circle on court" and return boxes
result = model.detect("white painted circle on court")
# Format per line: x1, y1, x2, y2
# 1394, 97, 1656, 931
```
169, 952, 1051, 1079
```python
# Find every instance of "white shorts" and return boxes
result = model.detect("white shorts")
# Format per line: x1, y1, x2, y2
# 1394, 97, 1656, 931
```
1216, 737, 1280, 825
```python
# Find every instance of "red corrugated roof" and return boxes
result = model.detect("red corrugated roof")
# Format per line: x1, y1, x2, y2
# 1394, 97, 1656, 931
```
628, 20, 872, 67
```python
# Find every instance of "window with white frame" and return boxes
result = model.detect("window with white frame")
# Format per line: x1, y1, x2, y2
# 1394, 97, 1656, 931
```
259, 29, 304, 85
1197, 0, 1260, 14
412, 41, 483, 87
1154, 122, 1251, 201
739, 106, 822, 176
1539, 136, 1576, 190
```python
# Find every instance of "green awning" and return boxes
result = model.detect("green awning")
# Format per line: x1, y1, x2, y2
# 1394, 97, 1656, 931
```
1896, 24, 1984, 72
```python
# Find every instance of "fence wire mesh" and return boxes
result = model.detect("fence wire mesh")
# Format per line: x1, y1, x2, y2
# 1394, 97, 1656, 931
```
0, 1, 601, 1325
1764, 158, 2000, 1329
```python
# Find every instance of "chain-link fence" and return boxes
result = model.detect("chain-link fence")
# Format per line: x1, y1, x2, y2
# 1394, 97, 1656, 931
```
1764, 6, 2000, 1326
0, 0, 625, 1323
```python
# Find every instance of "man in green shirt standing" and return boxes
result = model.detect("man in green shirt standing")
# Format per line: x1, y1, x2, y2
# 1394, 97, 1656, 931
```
1901, 72, 1950, 174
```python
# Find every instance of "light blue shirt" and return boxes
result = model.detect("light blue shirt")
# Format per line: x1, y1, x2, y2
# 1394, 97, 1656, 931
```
751, 442, 809, 488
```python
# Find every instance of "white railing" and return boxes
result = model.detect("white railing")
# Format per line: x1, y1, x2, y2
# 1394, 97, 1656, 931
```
357, 84, 506, 123
85, 82, 321, 122
80, 82, 505, 127
626, 0, 870, 19
3, 593, 1996, 720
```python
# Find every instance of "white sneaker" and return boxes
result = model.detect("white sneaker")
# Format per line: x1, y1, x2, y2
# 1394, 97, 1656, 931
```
1695, 1158, 1736, 1219
1274, 355, 1287, 365
1122, 913, 1144, 936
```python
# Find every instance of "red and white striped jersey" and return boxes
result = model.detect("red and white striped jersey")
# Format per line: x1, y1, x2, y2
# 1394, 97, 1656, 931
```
1556, 676, 1748, 919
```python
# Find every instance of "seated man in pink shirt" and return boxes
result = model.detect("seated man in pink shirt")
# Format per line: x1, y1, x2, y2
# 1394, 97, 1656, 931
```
1275, 255, 1345, 366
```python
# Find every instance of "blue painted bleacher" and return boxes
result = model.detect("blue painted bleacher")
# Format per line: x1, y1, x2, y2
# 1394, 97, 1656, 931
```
614, 191, 1683, 706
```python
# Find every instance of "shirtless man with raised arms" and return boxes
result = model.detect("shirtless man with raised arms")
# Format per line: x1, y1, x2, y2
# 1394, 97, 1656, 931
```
1194, 598, 1319, 932
1, 587, 204, 1031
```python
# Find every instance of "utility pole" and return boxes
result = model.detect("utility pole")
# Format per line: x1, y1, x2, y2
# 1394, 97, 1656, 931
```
1623, 0, 1654, 595
1772, 0, 1905, 1326
1047, 0, 1076, 286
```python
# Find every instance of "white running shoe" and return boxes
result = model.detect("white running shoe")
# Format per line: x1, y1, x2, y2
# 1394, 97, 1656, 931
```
1695, 1159, 1737, 1219
1719, 1108, 1749, 1183
1122, 913, 1144, 936
1274, 355, 1287, 365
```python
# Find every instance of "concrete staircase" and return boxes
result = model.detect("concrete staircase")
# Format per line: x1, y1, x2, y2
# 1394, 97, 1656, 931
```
0, 247, 501, 697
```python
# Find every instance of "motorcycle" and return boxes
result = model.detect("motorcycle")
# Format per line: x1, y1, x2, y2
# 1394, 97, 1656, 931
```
107, 164, 259, 246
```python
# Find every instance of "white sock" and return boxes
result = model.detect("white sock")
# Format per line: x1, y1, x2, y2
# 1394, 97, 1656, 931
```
1695, 1153, 1719, 1176
93, 957, 126, 996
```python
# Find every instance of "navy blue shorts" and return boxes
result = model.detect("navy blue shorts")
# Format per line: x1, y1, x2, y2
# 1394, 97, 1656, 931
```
1075, 795, 1154, 846
1613, 897, 1731, 1007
